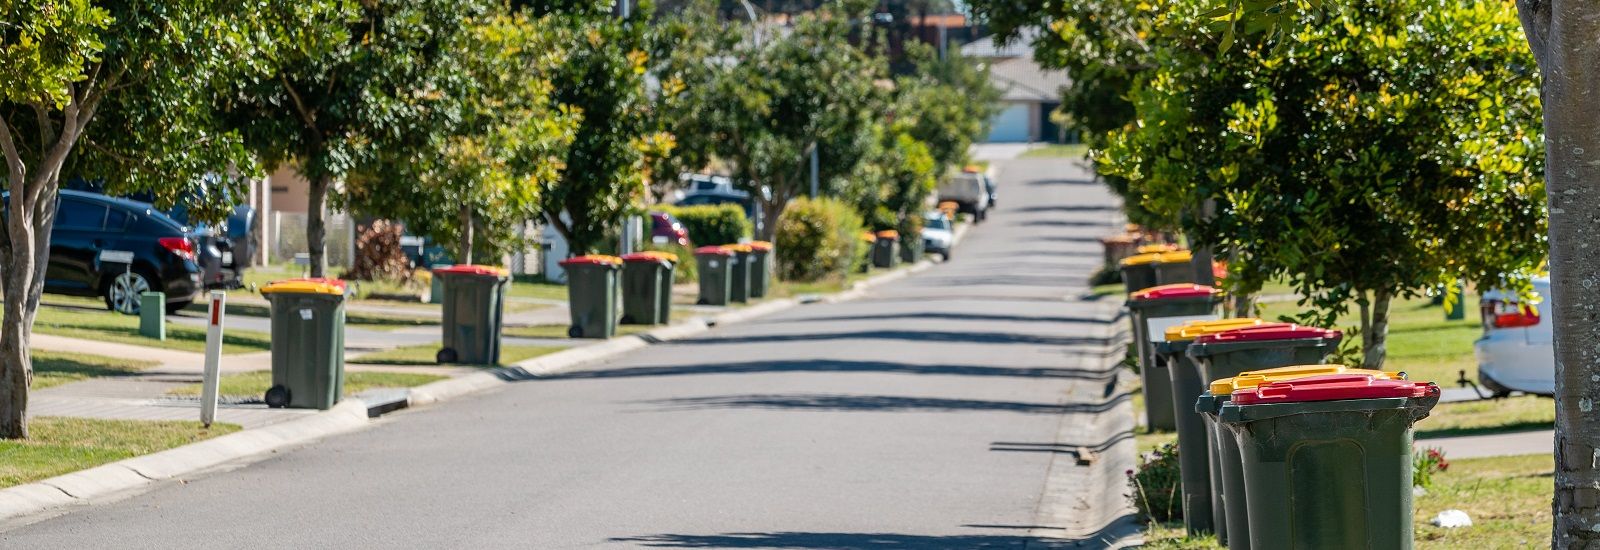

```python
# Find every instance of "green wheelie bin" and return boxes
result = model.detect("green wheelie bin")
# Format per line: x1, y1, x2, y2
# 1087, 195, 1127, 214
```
1126, 284, 1223, 431
1153, 250, 1197, 285
560, 255, 622, 339
1198, 364, 1400, 549
434, 264, 511, 365
723, 244, 753, 303
749, 241, 774, 298
1185, 324, 1344, 548
620, 252, 676, 325
898, 232, 923, 264
260, 278, 348, 410
872, 230, 900, 269
1153, 318, 1265, 536
695, 246, 733, 306
1219, 373, 1439, 550
1118, 252, 1163, 295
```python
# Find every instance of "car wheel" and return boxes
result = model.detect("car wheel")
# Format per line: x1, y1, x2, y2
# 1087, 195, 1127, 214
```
104, 270, 154, 315
1478, 370, 1514, 398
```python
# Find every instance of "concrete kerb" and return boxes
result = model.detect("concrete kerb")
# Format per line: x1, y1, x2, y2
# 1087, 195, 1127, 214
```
0, 399, 370, 524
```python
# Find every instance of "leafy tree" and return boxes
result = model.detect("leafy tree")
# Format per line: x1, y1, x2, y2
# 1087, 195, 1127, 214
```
845, 130, 937, 237
218, 0, 482, 277
0, 0, 290, 438
534, 2, 672, 255
891, 44, 1001, 173
344, 10, 579, 264
1099, 0, 1545, 368
669, 5, 888, 240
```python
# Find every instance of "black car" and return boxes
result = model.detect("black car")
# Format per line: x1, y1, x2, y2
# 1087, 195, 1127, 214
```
65, 179, 251, 291
43, 190, 203, 314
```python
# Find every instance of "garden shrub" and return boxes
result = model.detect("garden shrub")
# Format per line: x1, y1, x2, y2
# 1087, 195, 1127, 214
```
659, 204, 751, 246
344, 220, 413, 282
775, 197, 864, 282
1128, 441, 1182, 523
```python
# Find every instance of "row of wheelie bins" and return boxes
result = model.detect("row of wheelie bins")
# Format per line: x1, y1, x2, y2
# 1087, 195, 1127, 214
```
561, 243, 775, 340
1122, 262, 1439, 547
692, 242, 774, 306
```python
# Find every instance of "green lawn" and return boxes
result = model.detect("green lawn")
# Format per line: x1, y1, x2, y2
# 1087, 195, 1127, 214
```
1019, 143, 1091, 158
0, 417, 239, 488
502, 323, 654, 340
1255, 293, 1483, 386
168, 370, 447, 399
35, 305, 272, 354
1416, 395, 1554, 440
348, 343, 564, 366
32, 351, 159, 390
508, 275, 569, 301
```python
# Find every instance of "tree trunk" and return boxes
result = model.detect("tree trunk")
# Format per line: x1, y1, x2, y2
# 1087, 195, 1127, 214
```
306, 175, 331, 278
459, 204, 474, 265
1231, 292, 1255, 319
1515, 2, 1600, 545
1361, 288, 1392, 369
0, 183, 58, 439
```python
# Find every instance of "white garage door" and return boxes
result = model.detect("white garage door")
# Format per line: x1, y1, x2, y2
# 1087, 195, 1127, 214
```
985, 104, 1031, 143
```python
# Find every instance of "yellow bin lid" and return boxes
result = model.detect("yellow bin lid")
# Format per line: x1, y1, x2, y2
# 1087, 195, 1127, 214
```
1164, 318, 1264, 342
1137, 244, 1183, 254
260, 278, 347, 295
1210, 364, 1405, 396
1154, 250, 1194, 264
1119, 252, 1165, 267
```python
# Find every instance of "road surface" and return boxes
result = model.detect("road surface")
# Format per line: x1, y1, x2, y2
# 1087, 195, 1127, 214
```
1, 156, 1137, 548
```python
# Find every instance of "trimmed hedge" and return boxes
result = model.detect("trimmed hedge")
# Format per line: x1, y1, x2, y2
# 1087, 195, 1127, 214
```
658, 204, 751, 246
775, 197, 864, 282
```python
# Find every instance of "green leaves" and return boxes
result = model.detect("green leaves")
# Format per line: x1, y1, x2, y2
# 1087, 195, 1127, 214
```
0, 0, 108, 108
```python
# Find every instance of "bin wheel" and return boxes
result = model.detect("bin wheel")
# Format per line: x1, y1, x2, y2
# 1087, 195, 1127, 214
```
436, 348, 458, 364
620, 314, 634, 324
568, 326, 583, 338
265, 385, 290, 408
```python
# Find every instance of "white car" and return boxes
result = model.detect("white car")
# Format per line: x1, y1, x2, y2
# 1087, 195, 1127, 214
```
1475, 277, 1553, 396
922, 210, 954, 259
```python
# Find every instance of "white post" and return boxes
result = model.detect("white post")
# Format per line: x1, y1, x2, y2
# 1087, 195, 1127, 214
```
200, 290, 226, 428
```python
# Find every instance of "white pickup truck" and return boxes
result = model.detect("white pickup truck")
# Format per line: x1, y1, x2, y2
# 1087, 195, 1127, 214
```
937, 169, 992, 222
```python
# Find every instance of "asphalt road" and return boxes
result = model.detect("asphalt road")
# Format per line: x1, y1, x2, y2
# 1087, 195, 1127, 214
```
0, 156, 1134, 549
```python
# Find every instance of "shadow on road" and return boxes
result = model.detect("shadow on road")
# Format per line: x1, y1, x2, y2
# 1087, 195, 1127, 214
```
1024, 178, 1097, 187
610, 532, 1036, 548
1016, 219, 1110, 228
539, 359, 1121, 382
773, 312, 1112, 325
669, 330, 1113, 347
636, 392, 1132, 415
989, 429, 1135, 455
1009, 204, 1119, 214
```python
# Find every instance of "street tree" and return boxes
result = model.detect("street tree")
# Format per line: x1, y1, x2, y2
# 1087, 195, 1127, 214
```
533, 2, 672, 255
891, 43, 1001, 173
0, 0, 292, 438
344, 10, 579, 264
1098, 0, 1546, 368
218, 0, 481, 277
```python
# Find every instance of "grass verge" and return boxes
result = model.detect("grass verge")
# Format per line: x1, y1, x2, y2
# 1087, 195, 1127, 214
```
1019, 143, 1091, 158
35, 305, 271, 354
1416, 395, 1553, 439
509, 274, 568, 301
1415, 453, 1550, 548
32, 351, 159, 390
502, 323, 653, 340
167, 370, 447, 399
0, 417, 240, 489
348, 343, 564, 366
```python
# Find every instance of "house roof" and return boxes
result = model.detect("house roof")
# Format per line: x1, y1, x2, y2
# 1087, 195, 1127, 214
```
988, 56, 1070, 102
960, 27, 1040, 59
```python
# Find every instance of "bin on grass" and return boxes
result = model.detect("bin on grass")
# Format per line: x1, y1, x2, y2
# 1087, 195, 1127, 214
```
749, 241, 774, 298
1198, 364, 1401, 549
873, 230, 900, 269
858, 232, 877, 273
1126, 284, 1224, 431
1219, 373, 1438, 550
261, 278, 348, 410
899, 233, 923, 264
695, 246, 734, 306
433, 265, 511, 364
723, 244, 754, 303
1186, 324, 1344, 547
1153, 250, 1197, 285
1153, 318, 1267, 536
620, 252, 676, 325
560, 255, 622, 339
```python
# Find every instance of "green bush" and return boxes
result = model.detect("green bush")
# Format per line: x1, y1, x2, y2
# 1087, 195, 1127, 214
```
1128, 442, 1182, 523
659, 204, 751, 246
775, 197, 864, 282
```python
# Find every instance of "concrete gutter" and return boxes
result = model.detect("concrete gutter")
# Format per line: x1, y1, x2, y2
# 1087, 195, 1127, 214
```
0, 255, 934, 525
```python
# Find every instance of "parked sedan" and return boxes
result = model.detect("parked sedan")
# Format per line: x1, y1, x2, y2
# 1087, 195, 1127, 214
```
651, 211, 689, 246
922, 210, 954, 260
1475, 277, 1553, 396
42, 191, 203, 314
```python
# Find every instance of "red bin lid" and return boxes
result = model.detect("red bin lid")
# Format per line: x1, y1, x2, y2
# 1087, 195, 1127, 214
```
434, 264, 510, 275
1231, 374, 1438, 405
621, 252, 678, 263
694, 245, 733, 256
1194, 323, 1342, 344
1130, 284, 1221, 301
557, 255, 621, 267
